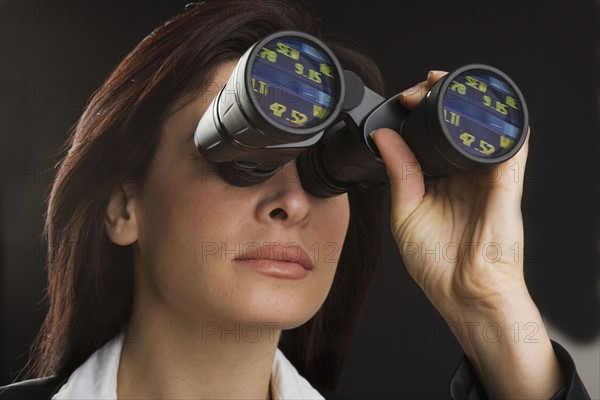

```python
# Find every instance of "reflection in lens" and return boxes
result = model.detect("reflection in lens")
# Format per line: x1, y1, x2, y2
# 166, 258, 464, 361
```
442, 71, 523, 158
250, 36, 338, 129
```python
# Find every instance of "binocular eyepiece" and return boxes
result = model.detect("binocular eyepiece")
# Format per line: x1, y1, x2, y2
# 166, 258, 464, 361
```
194, 31, 528, 197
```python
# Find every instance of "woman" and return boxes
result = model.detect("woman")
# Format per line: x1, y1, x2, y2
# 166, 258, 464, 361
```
0, 1, 590, 399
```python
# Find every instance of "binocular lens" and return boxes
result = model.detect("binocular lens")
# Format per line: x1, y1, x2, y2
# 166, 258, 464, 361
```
442, 70, 524, 159
249, 35, 339, 129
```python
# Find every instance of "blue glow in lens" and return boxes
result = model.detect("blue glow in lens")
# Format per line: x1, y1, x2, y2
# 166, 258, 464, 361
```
250, 36, 338, 129
442, 71, 523, 158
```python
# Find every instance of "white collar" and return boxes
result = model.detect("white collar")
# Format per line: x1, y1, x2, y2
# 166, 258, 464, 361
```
51, 330, 324, 400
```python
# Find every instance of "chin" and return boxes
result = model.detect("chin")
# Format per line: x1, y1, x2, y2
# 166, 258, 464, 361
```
210, 290, 324, 334
238, 300, 320, 330
215, 268, 331, 325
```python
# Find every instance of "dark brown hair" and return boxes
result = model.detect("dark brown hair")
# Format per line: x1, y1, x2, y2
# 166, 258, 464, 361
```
19, 0, 384, 391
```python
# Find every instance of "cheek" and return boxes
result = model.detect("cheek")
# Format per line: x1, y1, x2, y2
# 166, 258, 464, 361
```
139, 176, 238, 263
313, 195, 350, 260
134, 174, 250, 318
308, 195, 350, 288
135, 140, 225, 255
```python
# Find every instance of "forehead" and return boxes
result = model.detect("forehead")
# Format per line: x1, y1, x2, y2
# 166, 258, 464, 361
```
163, 60, 239, 143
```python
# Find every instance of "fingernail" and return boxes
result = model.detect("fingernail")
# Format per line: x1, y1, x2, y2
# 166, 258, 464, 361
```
427, 70, 445, 79
369, 130, 378, 139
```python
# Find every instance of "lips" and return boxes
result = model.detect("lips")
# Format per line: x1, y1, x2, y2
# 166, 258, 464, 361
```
233, 243, 314, 271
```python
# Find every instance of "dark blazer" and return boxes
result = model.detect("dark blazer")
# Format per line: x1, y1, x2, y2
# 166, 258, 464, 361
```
0, 340, 591, 399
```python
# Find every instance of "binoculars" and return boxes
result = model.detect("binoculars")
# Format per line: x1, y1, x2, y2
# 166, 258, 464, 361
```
194, 31, 528, 197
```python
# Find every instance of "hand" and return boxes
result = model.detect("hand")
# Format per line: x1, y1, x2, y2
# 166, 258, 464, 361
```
371, 71, 565, 399
371, 70, 531, 318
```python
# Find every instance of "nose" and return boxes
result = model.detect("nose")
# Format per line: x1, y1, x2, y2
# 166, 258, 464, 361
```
255, 160, 311, 228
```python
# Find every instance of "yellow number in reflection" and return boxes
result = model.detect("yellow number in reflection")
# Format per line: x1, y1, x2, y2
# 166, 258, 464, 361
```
276, 42, 299, 60
320, 63, 333, 77
260, 47, 277, 63
313, 104, 327, 119
495, 101, 508, 115
483, 95, 492, 107
478, 140, 495, 155
500, 136, 514, 149
269, 102, 286, 118
506, 96, 519, 109
290, 110, 308, 125
459, 132, 476, 147
308, 69, 322, 83
466, 76, 487, 92
450, 81, 466, 95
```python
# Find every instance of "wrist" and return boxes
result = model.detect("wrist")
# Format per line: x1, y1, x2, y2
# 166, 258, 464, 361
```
445, 289, 542, 354
442, 278, 533, 322
443, 295, 565, 399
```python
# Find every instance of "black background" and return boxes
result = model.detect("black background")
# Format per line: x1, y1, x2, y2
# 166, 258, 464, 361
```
1, 1, 598, 398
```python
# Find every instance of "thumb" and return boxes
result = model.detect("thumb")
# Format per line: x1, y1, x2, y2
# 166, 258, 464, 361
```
371, 128, 425, 220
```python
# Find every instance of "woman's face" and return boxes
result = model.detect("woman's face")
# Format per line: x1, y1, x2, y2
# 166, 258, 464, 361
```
128, 61, 350, 330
